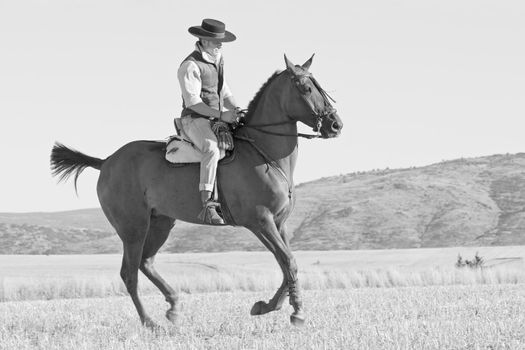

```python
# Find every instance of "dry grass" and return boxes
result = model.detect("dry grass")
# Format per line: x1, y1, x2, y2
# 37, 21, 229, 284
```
1, 247, 524, 348
1, 247, 524, 302
2, 264, 524, 303
1, 285, 524, 349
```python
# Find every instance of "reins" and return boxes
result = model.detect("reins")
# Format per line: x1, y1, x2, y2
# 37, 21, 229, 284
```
240, 119, 323, 139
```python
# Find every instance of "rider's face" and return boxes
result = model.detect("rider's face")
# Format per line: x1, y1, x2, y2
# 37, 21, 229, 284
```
201, 39, 222, 57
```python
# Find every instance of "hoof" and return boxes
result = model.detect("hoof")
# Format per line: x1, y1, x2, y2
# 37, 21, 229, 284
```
290, 312, 305, 327
250, 300, 269, 316
142, 317, 161, 330
166, 310, 178, 323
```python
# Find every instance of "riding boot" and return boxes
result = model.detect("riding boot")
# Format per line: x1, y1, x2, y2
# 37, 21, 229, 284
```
198, 190, 225, 225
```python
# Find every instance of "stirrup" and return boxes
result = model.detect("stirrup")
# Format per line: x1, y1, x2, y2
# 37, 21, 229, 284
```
198, 201, 225, 225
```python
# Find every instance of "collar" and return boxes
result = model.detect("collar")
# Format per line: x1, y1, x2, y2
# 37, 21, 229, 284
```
195, 41, 222, 65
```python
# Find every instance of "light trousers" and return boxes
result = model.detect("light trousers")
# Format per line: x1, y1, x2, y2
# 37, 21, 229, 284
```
180, 116, 221, 192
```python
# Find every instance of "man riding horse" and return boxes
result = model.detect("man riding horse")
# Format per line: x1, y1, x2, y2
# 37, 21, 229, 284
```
177, 18, 242, 225
50, 28, 343, 326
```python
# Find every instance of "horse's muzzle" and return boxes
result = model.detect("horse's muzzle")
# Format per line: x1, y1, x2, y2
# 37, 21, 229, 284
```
331, 120, 342, 132
321, 112, 343, 138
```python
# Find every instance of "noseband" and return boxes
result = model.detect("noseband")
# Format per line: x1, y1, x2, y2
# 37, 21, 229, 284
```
241, 71, 337, 139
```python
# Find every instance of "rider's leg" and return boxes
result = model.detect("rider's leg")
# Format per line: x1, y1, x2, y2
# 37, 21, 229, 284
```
180, 116, 224, 224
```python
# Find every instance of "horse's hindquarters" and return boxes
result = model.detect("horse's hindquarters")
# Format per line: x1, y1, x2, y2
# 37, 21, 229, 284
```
96, 141, 205, 228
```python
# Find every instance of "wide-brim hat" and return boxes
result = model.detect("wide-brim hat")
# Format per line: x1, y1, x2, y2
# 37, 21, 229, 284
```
188, 18, 236, 42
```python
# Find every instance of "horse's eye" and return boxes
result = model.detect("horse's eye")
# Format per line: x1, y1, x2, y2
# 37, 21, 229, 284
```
300, 84, 311, 95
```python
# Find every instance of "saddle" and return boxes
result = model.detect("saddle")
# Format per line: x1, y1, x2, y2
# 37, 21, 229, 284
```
165, 135, 237, 165
166, 118, 234, 164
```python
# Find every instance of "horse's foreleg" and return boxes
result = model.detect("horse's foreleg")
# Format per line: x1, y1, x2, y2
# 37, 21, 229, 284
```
250, 274, 288, 315
250, 226, 292, 315
140, 215, 178, 323
279, 225, 304, 325
248, 217, 305, 326
281, 248, 304, 326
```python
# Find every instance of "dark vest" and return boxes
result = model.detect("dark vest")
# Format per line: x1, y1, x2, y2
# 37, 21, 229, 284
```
180, 50, 224, 117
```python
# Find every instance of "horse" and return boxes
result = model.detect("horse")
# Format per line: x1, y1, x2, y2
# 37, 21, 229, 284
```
50, 55, 343, 328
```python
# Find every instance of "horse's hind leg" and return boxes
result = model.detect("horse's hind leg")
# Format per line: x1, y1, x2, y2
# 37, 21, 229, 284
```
139, 214, 178, 323
114, 210, 158, 328
121, 240, 160, 328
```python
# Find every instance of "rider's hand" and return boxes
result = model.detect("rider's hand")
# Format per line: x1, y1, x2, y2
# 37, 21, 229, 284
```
234, 107, 246, 122
219, 110, 237, 124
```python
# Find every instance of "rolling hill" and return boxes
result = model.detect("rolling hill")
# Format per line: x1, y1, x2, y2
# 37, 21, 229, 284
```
1, 152, 524, 254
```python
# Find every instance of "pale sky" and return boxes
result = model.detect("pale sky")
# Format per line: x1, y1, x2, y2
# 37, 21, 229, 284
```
1, 0, 524, 212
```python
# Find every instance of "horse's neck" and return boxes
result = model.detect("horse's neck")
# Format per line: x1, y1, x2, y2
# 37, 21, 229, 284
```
244, 87, 298, 180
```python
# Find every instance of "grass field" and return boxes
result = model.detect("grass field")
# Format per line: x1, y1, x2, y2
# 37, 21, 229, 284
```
1, 286, 524, 349
1, 246, 524, 349
1, 246, 524, 302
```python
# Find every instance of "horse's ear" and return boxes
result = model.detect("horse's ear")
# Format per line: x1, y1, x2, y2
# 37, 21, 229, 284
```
301, 54, 315, 70
284, 54, 296, 73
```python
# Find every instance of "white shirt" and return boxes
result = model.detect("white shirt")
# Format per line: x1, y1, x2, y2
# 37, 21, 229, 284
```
177, 42, 233, 109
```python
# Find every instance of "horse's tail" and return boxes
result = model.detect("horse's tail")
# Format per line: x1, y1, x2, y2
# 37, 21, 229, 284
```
50, 142, 105, 193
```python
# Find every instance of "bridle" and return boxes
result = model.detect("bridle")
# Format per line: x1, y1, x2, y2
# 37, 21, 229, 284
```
240, 71, 337, 139
233, 70, 337, 198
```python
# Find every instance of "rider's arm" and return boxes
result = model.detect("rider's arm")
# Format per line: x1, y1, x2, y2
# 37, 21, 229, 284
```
187, 102, 221, 119
222, 81, 239, 110
223, 96, 239, 111
177, 61, 235, 121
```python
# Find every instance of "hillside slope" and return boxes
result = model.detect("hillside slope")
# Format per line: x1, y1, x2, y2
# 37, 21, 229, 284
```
1, 153, 524, 254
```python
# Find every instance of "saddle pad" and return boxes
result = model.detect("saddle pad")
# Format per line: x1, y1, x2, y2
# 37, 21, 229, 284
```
165, 135, 226, 164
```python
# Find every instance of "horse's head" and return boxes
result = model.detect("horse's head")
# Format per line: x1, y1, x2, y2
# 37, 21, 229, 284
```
283, 55, 343, 138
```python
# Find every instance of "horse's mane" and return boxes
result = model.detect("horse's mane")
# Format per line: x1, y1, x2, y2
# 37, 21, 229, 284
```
244, 71, 282, 121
